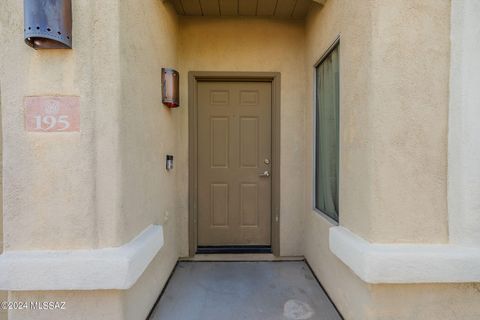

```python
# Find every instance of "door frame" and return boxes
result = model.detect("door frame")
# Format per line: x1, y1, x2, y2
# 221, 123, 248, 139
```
188, 71, 281, 257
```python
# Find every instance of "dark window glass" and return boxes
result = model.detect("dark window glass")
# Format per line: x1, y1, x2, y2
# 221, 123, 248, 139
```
315, 45, 339, 221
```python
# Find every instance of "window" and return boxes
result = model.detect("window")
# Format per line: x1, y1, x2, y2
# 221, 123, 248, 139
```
315, 43, 339, 222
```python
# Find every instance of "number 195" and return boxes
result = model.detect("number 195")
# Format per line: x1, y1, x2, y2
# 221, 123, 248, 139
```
34, 115, 70, 131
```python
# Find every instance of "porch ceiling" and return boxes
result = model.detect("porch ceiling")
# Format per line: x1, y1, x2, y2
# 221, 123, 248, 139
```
166, 0, 324, 18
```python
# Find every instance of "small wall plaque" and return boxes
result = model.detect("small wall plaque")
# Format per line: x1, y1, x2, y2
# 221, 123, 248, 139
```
25, 96, 80, 132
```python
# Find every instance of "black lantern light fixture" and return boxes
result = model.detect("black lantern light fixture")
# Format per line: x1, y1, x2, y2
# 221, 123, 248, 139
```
24, 0, 73, 49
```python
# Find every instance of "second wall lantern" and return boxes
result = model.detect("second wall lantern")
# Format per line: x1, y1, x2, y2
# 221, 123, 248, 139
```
162, 68, 180, 108
24, 0, 73, 49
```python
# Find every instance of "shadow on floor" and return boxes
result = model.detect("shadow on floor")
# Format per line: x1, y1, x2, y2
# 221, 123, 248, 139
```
149, 261, 342, 320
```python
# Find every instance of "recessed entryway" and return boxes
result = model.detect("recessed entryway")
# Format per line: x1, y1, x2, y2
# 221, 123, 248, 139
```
189, 72, 281, 256
148, 261, 342, 320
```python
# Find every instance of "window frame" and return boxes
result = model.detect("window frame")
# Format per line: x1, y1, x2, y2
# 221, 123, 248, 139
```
312, 37, 341, 224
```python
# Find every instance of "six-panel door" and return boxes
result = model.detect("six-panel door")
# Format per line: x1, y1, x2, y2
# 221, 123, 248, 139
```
197, 81, 272, 246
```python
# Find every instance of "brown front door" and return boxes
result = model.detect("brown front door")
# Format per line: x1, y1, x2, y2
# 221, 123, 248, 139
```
197, 81, 272, 246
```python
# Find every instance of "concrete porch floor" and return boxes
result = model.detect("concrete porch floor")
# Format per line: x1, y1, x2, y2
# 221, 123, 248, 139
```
149, 261, 342, 320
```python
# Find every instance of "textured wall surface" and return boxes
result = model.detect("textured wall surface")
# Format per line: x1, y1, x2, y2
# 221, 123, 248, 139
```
177, 17, 307, 256
118, 0, 179, 319
368, 283, 480, 320
303, 3, 377, 315
119, 0, 178, 245
0, 0, 179, 319
303, 1, 480, 319
304, 0, 450, 246
366, 0, 450, 243
0, 0, 121, 252
0, 0, 125, 318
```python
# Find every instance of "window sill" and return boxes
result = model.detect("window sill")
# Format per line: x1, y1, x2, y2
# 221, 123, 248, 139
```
0, 224, 164, 291
329, 226, 480, 283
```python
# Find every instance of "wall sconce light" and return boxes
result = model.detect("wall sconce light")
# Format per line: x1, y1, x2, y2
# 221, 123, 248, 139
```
24, 0, 73, 49
162, 68, 179, 108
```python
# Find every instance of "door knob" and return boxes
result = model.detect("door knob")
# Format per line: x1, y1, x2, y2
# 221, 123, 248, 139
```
259, 171, 270, 177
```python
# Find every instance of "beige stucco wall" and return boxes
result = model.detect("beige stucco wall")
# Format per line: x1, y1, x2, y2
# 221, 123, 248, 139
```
0, 0, 179, 319
176, 17, 307, 256
368, 283, 480, 320
303, 1, 480, 319
303, 2, 377, 313
0, 0, 124, 317
118, 0, 179, 319
119, 0, 179, 244
304, 0, 450, 246
0, 0, 125, 253
366, 0, 450, 243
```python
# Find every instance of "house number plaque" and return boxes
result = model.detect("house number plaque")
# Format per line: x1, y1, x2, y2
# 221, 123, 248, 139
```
25, 96, 80, 132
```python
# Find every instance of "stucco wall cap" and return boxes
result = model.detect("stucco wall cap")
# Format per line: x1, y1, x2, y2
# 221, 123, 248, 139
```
0, 224, 164, 291
329, 226, 480, 284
